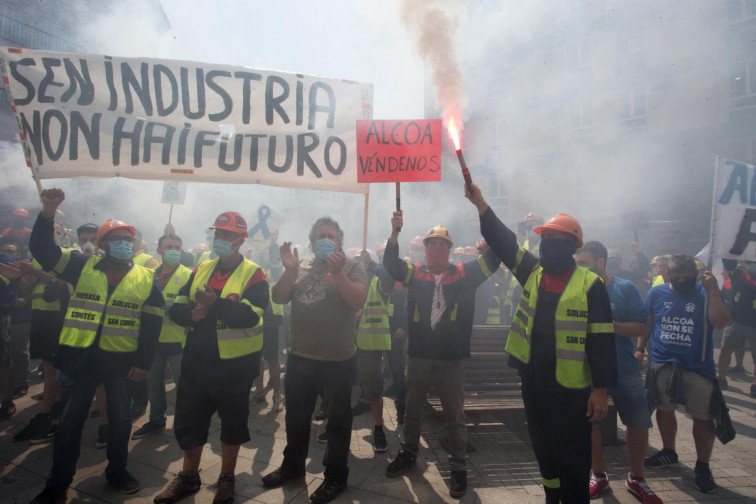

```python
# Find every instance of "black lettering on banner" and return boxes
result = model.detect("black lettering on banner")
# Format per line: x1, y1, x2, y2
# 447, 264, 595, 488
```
729, 208, 756, 255
245, 134, 266, 171
177, 122, 191, 165
219, 134, 243, 171
8, 58, 36, 106
61, 58, 95, 105
297, 132, 320, 176
266, 75, 290, 125
20, 111, 43, 164
234, 71, 263, 124
121, 61, 153, 115
153, 64, 178, 116
38, 58, 63, 103
181, 67, 205, 120
113, 117, 144, 166
430, 155, 441, 172
308, 82, 335, 129
42, 109, 67, 161
143, 121, 175, 164
193, 130, 218, 168
268, 135, 293, 172
104, 56, 118, 111
69, 111, 100, 160
295, 74, 304, 126
206, 70, 233, 122
325, 136, 346, 175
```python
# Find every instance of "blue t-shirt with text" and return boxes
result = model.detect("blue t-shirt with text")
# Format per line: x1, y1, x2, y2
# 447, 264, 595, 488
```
645, 283, 715, 377
606, 276, 648, 373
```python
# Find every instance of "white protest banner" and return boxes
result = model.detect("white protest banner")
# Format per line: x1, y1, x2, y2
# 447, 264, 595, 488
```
0, 47, 373, 193
247, 204, 285, 242
711, 157, 756, 262
161, 181, 187, 204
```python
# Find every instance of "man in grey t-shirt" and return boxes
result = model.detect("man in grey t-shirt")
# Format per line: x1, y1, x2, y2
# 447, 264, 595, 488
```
261, 217, 368, 504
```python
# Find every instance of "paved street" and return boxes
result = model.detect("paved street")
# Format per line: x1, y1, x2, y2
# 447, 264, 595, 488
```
1, 349, 755, 504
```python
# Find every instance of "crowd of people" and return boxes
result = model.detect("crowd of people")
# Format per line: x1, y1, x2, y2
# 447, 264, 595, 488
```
0, 182, 752, 504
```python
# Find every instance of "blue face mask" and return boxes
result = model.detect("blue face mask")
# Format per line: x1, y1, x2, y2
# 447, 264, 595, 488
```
315, 239, 336, 260
212, 239, 234, 259
163, 249, 181, 265
108, 241, 133, 260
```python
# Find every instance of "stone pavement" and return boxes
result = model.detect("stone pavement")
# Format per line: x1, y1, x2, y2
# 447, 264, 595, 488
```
1, 351, 755, 504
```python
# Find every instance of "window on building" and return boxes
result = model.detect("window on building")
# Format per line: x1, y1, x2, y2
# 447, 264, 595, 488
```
730, 61, 756, 97
571, 98, 593, 129
616, 34, 644, 63
618, 88, 647, 129
727, 0, 756, 22
567, 38, 592, 70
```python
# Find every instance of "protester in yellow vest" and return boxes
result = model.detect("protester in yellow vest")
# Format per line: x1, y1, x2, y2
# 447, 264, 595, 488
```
154, 211, 268, 504
0, 251, 20, 423
131, 233, 192, 441
354, 248, 394, 453
12, 257, 70, 444
466, 184, 616, 504
28, 188, 165, 503
130, 229, 159, 270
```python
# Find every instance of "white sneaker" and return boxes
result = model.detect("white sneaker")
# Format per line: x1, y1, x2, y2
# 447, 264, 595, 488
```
272, 394, 283, 412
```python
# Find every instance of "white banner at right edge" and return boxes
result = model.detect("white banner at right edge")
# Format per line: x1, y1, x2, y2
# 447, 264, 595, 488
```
711, 157, 756, 262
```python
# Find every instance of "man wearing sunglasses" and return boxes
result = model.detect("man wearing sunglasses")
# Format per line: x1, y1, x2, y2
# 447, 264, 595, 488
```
28, 188, 165, 504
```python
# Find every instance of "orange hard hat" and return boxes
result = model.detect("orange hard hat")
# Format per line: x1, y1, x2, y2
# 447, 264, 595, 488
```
209, 211, 248, 238
534, 213, 583, 248
97, 218, 136, 244
522, 211, 543, 225
11, 208, 29, 218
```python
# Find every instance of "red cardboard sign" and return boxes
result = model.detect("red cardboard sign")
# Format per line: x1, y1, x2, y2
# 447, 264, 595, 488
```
356, 119, 442, 183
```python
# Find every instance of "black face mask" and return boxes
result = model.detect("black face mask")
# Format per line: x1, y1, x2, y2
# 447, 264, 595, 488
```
670, 277, 696, 293
539, 238, 577, 274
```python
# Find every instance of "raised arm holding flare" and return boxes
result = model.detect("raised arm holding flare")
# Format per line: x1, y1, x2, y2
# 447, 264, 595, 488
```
465, 183, 616, 504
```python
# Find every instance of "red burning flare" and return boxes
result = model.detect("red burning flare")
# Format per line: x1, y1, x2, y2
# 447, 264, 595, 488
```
446, 116, 472, 186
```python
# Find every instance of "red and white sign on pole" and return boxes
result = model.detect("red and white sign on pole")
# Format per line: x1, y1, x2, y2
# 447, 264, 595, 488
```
356, 119, 442, 183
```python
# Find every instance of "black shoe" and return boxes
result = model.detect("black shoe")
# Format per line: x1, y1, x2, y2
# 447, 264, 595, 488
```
728, 364, 747, 374
449, 470, 467, 498
132, 421, 166, 440
153, 471, 201, 504
30, 487, 66, 504
314, 409, 327, 421
351, 401, 371, 416
96, 424, 108, 449
386, 450, 416, 477
32, 392, 44, 401
130, 404, 147, 419
751, 384, 756, 399
261, 467, 306, 488
108, 472, 140, 494
373, 427, 388, 453
694, 461, 716, 493
0, 400, 16, 421
644, 448, 679, 468
12, 386, 28, 399
29, 421, 58, 445
317, 431, 328, 443
13, 413, 51, 442
309, 479, 347, 504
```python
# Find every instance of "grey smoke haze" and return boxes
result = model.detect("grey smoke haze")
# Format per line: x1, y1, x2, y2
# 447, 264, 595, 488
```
1, 0, 746, 261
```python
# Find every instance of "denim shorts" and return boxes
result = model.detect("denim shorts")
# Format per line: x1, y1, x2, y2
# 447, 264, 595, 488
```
608, 370, 653, 429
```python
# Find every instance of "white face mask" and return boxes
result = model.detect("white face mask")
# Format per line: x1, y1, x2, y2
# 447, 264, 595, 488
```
81, 242, 97, 255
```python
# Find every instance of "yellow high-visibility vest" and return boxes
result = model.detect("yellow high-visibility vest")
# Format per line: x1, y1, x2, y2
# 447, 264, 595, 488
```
59, 256, 162, 353
506, 265, 612, 389
176, 257, 264, 359
357, 276, 391, 351
158, 264, 193, 345
485, 295, 502, 325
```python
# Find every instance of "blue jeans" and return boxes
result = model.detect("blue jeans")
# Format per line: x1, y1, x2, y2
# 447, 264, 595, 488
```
46, 369, 134, 494
147, 351, 182, 424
